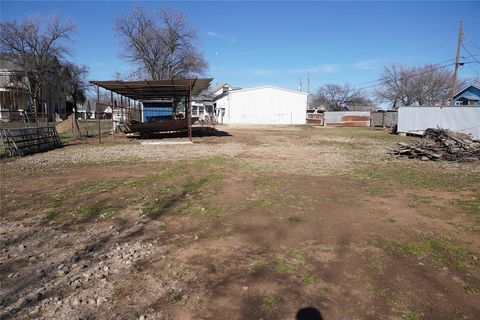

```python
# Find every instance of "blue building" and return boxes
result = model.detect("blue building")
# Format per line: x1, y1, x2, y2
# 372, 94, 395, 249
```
452, 85, 480, 106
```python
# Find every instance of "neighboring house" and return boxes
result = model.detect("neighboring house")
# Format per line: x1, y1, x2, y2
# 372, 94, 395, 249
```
77, 100, 112, 119
452, 84, 480, 106
213, 86, 308, 125
191, 90, 214, 122
0, 56, 31, 121
0, 54, 67, 122
209, 83, 240, 97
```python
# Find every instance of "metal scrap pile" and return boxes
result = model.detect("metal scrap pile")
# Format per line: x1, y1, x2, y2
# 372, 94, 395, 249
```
390, 128, 480, 162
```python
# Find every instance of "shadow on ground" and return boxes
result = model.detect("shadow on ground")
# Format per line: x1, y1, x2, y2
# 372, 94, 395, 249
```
137, 127, 232, 139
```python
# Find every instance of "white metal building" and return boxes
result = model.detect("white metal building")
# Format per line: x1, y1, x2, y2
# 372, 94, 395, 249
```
213, 86, 308, 125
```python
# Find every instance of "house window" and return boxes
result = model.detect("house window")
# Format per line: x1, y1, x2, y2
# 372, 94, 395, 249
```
454, 101, 462, 106
468, 100, 477, 106
192, 106, 198, 116
199, 106, 205, 115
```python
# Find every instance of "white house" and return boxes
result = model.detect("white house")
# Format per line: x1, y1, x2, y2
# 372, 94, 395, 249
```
213, 86, 308, 125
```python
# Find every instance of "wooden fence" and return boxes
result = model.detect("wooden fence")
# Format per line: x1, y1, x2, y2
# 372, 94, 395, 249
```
0, 126, 62, 157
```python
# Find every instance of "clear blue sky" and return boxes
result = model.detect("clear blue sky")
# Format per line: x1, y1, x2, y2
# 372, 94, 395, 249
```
1, 1, 480, 95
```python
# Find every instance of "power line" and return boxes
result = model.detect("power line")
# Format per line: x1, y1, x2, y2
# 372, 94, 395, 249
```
466, 36, 480, 52
461, 43, 480, 65
357, 62, 457, 90
352, 57, 457, 88
354, 60, 478, 91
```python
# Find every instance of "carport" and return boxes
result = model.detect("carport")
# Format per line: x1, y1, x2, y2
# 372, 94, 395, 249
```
89, 78, 213, 142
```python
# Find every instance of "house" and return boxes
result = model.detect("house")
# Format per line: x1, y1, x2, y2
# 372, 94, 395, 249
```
191, 90, 214, 122
0, 54, 67, 122
213, 86, 308, 125
0, 57, 30, 121
452, 84, 480, 106
76, 100, 112, 119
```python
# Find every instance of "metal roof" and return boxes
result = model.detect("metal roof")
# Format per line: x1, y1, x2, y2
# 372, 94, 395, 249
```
89, 78, 213, 101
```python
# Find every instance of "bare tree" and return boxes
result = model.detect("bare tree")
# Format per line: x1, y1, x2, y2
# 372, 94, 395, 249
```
0, 16, 75, 115
114, 6, 207, 80
311, 83, 365, 111
62, 62, 89, 136
376, 63, 457, 108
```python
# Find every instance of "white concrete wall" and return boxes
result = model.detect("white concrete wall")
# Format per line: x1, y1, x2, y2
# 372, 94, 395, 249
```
398, 106, 480, 138
221, 86, 307, 125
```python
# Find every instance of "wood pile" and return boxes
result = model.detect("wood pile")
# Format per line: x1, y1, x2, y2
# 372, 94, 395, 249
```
389, 128, 480, 162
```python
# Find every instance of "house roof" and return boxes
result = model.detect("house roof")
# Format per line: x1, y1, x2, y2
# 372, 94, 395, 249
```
90, 78, 213, 101
452, 84, 480, 100
0, 54, 17, 70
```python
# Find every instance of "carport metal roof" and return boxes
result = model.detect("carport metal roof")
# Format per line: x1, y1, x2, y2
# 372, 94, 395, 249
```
89, 78, 213, 100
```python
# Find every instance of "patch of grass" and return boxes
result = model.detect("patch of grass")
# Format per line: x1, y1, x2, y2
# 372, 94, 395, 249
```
142, 193, 178, 219
367, 185, 384, 196
46, 202, 120, 224
141, 174, 223, 220
275, 258, 298, 273
45, 211, 59, 222
464, 285, 478, 295
256, 176, 282, 190
248, 258, 266, 271
78, 203, 119, 222
74, 180, 122, 194
195, 156, 230, 168
404, 311, 423, 320
382, 236, 476, 272
347, 164, 480, 194
183, 204, 229, 220
262, 292, 278, 308
368, 256, 385, 274
320, 127, 410, 143
301, 272, 314, 284
47, 192, 68, 208
164, 289, 183, 303
298, 124, 314, 130
288, 215, 303, 222
452, 194, 480, 219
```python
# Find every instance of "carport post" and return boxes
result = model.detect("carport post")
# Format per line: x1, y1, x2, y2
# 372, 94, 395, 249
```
188, 84, 192, 142
111, 91, 114, 140
96, 85, 101, 144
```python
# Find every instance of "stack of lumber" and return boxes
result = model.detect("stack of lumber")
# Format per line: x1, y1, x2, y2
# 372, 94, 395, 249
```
390, 128, 480, 162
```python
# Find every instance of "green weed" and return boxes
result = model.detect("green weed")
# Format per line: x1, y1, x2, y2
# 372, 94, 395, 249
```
301, 272, 314, 284
464, 285, 478, 295
262, 292, 278, 308
288, 215, 303, 222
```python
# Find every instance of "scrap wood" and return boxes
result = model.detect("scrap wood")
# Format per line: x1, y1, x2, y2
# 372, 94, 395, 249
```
389, 128, 480, 162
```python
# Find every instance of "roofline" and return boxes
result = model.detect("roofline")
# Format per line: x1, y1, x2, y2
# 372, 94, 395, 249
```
224, 85, 308, 96
452, 84, 480, 99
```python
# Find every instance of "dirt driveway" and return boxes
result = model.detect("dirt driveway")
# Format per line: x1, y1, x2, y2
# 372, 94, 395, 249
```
1, 126, 479, 319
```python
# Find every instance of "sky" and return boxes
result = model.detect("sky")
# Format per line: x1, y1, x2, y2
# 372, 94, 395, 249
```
1, 1, 480, 95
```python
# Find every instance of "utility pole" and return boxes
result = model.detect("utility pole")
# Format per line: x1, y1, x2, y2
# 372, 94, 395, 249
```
448, 20, 463, 105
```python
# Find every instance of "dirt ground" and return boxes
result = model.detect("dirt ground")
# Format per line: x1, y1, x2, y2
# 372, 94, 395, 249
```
1, 125, 479, 320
